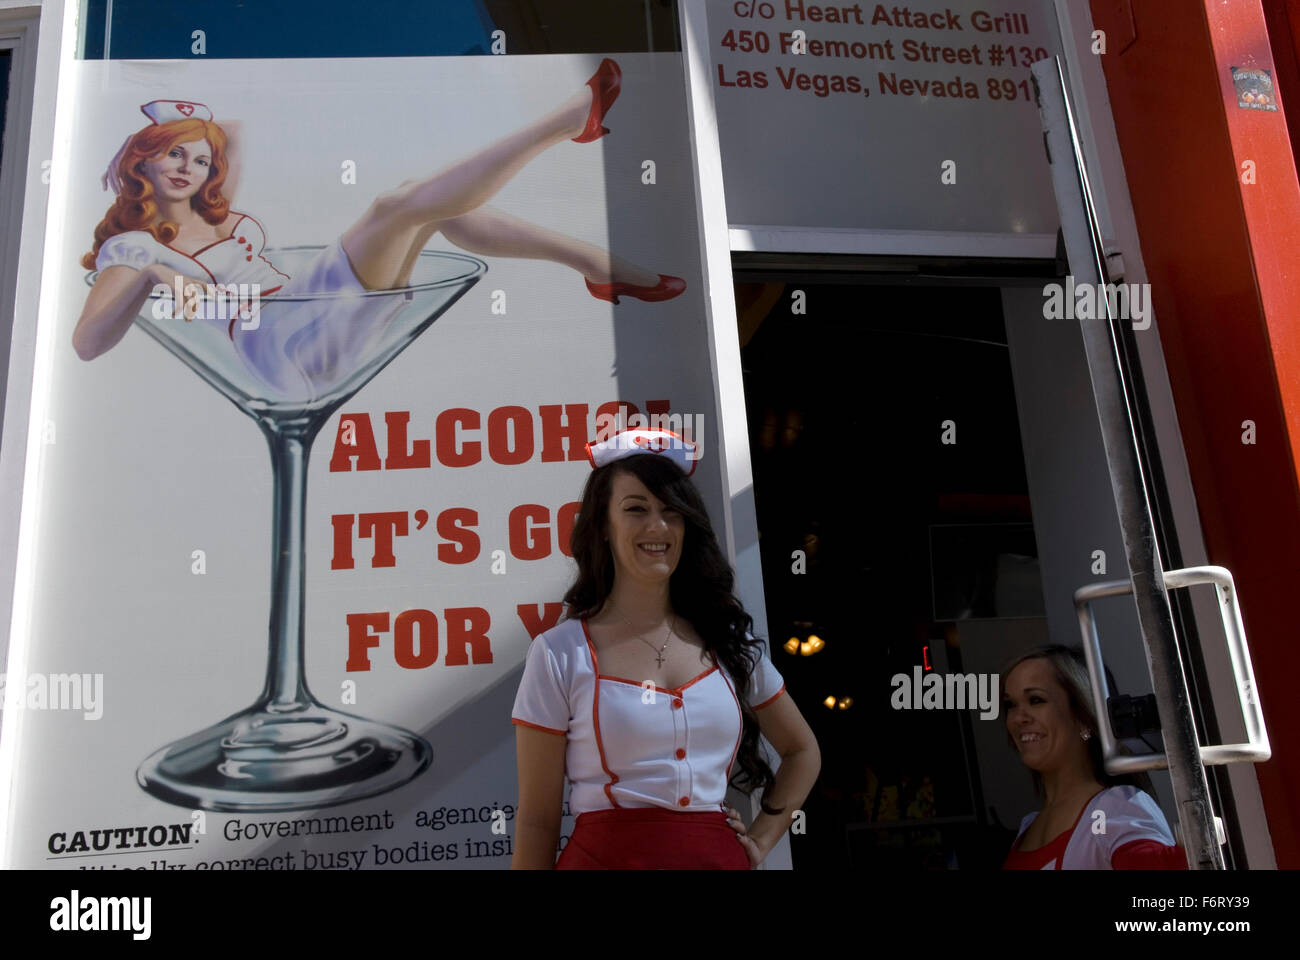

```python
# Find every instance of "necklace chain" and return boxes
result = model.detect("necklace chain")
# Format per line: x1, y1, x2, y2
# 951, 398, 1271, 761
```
616, 610, 676, 668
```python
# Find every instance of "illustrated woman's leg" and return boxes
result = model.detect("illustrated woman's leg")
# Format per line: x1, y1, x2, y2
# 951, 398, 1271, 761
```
389, 222, 441, 290
341, 85, 598, 290
414, 206, 661, 288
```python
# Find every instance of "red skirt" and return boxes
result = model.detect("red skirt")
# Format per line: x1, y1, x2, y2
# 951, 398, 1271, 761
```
555, 808, 751, 870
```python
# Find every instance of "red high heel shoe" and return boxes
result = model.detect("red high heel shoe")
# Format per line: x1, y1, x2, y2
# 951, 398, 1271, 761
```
572, 58, 622, 143
584, 274, 686, 304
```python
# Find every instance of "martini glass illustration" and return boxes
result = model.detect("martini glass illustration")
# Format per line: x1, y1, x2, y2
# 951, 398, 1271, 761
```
94, 248, 486, 812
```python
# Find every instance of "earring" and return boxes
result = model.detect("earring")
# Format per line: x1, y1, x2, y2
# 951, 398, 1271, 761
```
1080, 730, 1092, 741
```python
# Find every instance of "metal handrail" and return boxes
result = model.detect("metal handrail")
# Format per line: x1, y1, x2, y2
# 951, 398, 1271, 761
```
1074, 565, 1271, 773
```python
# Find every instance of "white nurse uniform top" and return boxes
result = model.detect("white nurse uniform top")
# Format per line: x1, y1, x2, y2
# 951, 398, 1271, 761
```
94, 214, 290, 295
511, 618, 786, 816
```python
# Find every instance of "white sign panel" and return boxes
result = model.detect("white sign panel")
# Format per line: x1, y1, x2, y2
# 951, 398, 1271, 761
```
1, 52, 727, 870
705, 0, 1063, 245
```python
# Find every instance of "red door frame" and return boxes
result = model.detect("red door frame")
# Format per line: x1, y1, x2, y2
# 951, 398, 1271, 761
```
1089, 0, 1300, 867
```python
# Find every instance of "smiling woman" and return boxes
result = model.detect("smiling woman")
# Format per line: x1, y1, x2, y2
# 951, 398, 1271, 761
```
511, 427, 821, 869
1001, 645, 1187, 870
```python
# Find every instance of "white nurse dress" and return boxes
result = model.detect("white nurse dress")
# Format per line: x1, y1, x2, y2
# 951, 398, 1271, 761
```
511, 617, 786, 816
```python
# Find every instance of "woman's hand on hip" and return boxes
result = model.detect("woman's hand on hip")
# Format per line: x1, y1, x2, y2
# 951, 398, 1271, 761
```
726, 807, 768, 869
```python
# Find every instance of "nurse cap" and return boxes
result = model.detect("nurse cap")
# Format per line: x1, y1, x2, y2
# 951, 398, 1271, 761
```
585, 428, 699, 476
102, 99, 216, 194
141, 99, 214, 124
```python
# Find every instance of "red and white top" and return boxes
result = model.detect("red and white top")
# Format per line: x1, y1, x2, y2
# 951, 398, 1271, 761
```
1003, 786, 1184, 870
511, 618, 786, 816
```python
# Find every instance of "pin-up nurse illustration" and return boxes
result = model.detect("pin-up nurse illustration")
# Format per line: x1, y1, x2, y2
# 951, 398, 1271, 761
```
73, 59, 684, 365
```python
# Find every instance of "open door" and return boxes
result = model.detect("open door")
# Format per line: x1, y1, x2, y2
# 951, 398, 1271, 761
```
1029, 55, 1271, 870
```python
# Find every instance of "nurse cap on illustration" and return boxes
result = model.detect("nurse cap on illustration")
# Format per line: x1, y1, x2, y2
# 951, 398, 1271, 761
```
585, 427, 700, 475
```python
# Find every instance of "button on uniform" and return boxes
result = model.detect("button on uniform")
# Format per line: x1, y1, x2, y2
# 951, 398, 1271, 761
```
676, 748, 686, 759
678, 796, 690, 807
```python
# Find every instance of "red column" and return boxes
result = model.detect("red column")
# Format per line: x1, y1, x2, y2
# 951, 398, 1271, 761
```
1090, 0, 1300, 867
1259, 0, 1300, 164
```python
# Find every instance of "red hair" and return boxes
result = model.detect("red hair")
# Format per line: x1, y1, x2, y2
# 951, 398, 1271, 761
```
81, 118, 230, 270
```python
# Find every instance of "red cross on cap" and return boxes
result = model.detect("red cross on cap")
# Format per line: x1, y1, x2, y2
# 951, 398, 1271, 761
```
140, 100, 214, 125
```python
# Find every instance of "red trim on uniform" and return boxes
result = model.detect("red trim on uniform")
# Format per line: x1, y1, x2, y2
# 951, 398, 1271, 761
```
511, 717, 566, 736
155, 243, 217, 284
596, 664, 717, 695
676, 665, 716, 692
1002, 825, 1072, 871
717, 667, 744, 779
170, 212, 288, 286
585, 441, 597, 467
597, 673, 657, 689
1002, 788, 1105, 870
158, 216, 251, 273
185, 213, 248, 258
753, 683, 785, 711
240, 213, 292, 283
1111, 839, 1188, 870
581, 619, 621, 808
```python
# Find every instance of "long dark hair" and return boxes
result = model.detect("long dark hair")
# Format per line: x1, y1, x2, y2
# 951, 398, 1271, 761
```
1001, 644, 1155, 798
563, 453, 782, 812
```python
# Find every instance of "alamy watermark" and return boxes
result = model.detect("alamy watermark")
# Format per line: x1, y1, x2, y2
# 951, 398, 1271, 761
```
50, 891, 150, 940
594, 410, 705, 461
1, 672, 103, 719
890, 667, 999, 720
1042, 276, 1151, 330
151, 277, 262, 330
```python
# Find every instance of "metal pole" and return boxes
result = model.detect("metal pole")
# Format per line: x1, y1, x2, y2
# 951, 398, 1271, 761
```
1031, 56, 1223, 869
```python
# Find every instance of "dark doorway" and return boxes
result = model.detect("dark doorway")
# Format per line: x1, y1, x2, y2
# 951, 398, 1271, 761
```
737, 276, 1045, 869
